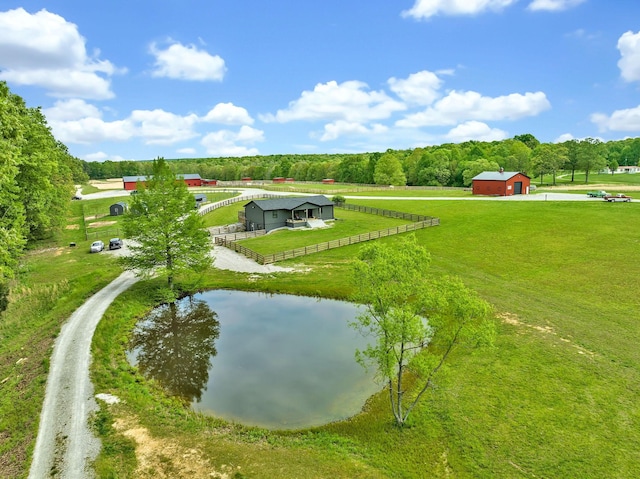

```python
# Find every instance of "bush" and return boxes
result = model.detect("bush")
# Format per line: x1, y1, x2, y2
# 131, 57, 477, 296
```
331, 195, 346, 205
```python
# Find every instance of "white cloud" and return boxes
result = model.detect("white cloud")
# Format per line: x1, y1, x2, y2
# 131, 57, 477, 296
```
527, 0, 586, 12
617, 31, 640, 83
201, 126, 264, 157
150, 41, 226, 81
554, 133, 575, 143
129, 109, 200, 145
0, 8, 122, 99
261, 80, 405, 123
402, 0, 516, 20
43, 99, 102, 122
445, 121, 508, 142
591, 106, 640, 132
320, 121, 388, 141
84, 151, 109, 162
177, 147, 197, 154
396, 90, 550, 127
201, 103, 254, 125
388, 70, 443, 106
49, 116, 134, 145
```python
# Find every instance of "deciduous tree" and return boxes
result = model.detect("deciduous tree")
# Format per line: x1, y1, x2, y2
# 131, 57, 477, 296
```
121, 158, 212, 296
373, 151, 406, 186
351, 235, 494, 427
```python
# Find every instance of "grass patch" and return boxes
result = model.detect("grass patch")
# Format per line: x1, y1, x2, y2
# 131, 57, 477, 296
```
346, 188, 470, 197
237, 209, 412, 254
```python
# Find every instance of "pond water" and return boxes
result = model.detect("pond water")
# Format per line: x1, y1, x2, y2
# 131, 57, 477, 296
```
127, 290, 380, 430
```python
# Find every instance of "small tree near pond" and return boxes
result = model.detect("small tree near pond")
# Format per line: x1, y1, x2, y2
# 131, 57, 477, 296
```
120, 158, 211, 299
351, 234, 495, 427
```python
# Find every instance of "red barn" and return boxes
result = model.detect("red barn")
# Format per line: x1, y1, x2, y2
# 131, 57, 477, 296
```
472, 170, 531, 196
123, 174, 203, 190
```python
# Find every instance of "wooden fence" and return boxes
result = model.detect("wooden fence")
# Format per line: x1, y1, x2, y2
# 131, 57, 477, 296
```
338, 203, 435, 222
85, 228, 121, 241
214, 205, 440, 265
198, 193, 281, 215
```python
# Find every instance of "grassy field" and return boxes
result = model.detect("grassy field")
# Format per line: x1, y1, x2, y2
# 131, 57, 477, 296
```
2, 190, 640, 478
236, 209, 413, 254
0, 199, 123, 477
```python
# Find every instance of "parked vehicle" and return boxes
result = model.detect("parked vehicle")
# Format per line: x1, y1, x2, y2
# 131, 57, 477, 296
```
587, 190, 608, 197
90, 240, 104, 253
109, 238, 123, 250
604, 194, 632, 202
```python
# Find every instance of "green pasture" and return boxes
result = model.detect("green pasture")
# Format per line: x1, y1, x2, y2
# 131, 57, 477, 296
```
236, 209, 413, 254
91, 198, 640, 478
346, 188, 470, 197
2, 192, 640, 477
534, 171, 640, 187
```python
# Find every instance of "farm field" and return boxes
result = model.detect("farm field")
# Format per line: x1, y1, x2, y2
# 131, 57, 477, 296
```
2, 192, 640, 478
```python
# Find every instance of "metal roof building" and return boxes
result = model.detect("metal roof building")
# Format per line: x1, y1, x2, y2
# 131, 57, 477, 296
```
472, 170, 531, 196
243, 195, 335, 232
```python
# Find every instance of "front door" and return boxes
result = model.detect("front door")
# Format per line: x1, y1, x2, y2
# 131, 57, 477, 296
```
514, 181, 522, 195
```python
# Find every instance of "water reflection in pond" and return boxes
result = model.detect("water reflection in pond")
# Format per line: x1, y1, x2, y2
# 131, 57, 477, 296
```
129, 297, 220, 403
128, 290, 380, 430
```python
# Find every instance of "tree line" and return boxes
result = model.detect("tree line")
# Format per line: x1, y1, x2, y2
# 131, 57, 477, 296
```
0, 82, 88, 312
83, 134, 640, 188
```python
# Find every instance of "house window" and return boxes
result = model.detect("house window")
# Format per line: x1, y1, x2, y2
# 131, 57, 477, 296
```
272, 211, 278, 218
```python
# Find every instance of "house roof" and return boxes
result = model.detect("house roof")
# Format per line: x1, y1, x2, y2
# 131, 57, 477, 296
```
245, 195, 334, 212
178, 174, 202, 180
123, 175, 147, 183
472, 171, 529, 181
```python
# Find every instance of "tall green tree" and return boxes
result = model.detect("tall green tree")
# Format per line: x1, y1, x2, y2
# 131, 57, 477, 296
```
351, 235, 494, 427
462, 158, 500, 186
121, 158, 212, 296
373, 151, 406, 186
0, 81, 77, 312
577, 138, 607, 183
531, 143, 567, 186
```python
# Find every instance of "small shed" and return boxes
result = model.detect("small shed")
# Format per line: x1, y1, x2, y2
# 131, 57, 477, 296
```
110, 202, 128, 216
243, 195, 335, 232
472, 170, 531, 196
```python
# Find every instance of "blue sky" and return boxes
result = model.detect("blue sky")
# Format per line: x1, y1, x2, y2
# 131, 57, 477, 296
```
1, 0, 640, 162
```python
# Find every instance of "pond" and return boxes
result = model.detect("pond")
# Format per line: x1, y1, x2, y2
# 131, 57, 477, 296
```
127, 290, 380, 430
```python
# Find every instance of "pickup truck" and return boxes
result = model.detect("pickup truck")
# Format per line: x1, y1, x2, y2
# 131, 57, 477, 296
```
603, 194, 632, 202
587, 190, 608, 197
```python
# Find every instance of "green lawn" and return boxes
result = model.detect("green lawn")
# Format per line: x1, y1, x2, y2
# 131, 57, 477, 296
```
3, 192, 640, 478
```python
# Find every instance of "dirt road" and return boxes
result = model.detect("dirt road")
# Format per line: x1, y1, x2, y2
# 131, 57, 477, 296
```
28, 272, 139, 479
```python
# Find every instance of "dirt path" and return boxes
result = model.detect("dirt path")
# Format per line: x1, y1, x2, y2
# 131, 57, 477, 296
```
28, 272, 139, 479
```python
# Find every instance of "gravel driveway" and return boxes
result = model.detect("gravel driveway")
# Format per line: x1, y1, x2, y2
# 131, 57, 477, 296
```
28, 272, 139, 479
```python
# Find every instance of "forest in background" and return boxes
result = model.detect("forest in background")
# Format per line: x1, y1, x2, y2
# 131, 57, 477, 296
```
82, 133, 640, 188
0, 81, 88, 311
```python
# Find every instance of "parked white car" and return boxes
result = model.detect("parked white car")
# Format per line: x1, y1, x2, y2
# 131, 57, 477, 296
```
90, 240, 104, 253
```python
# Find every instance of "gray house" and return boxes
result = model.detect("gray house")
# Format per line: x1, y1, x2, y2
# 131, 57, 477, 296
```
109, 202, 128, 216
243, 195, 335, 232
